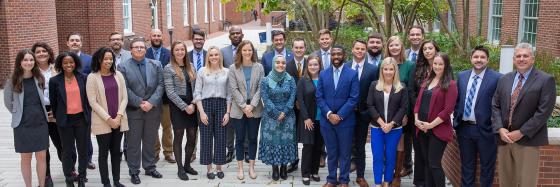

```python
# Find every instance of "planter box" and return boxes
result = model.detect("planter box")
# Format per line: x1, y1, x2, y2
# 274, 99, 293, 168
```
442, 128, 560, 187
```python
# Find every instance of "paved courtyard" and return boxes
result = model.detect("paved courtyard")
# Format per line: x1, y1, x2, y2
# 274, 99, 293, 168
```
0, 21, 428, 187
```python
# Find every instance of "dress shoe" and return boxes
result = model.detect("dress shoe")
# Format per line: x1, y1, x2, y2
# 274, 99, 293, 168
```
287, 159, 299, 173
311, 174, 321, 182
356, 177, 369, 187
165, 155, 176, 163
178, 171, 189, 180
45, 176, 54, 187
113, 181, 126, 187
145, 170, 163, 178
272, 165, 279, 181
130, 174, 141, 184
400, 168, 413, 177
302, 177, 311, 185
184, 165, 198, 175
226, 152, 234, 163
217, 171, 225, 179
87, 162, 96, 170
280, 165, 288, 180
207, 172, 216, 179
322, 182, 336, 187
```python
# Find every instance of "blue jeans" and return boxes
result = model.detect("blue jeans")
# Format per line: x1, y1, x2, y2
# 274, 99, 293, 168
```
232, 116, 260, 161
370, 127, 402, 184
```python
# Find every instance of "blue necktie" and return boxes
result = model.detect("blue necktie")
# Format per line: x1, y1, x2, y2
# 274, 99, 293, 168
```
154, 49, 160, 61
464, 75, 479, 118
334, 69, 340, 90
196, 52, 202, 71
323, 52, 330, 68
411, 52, 417, 63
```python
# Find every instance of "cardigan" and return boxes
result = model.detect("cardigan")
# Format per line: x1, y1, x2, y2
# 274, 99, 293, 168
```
413, 80, 458, 142
86, 72, 129, 135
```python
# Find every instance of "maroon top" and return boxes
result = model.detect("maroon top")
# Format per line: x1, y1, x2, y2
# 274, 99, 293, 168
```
414, 80, 458, 142
102, 75, 119, 118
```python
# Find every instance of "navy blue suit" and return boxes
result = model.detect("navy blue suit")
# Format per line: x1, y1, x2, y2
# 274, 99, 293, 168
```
347, 59, 378, 178
79, 53, 92, 74
316, 64, 359, 185
146, 46, 171, 104
261, 49, 293, 76
454, 68, 502, 187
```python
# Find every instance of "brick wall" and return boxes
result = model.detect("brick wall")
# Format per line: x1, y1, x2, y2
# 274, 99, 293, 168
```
535, 0, 560, 57
442, 134, 560, 187
0, 0, 59, 87
456, 0, 490, 39
225, 1, 253, 25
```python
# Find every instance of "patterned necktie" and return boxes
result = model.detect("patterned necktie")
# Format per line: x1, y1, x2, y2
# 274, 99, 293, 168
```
297, 61, 302, 77
463, 75, 479, 118
508, 74, 525, 129
334, 68, 340, 90
196, 52, 202, 71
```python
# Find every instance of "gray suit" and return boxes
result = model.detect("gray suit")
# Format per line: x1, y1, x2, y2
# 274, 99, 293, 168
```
221, 45, 236, 68
4, 78, 49, 128
116, 49, 132, 66
228, 63, 265, 119
117, 57, 164, 174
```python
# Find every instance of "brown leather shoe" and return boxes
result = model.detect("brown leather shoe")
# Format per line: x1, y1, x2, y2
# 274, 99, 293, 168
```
356, 178, 369, 187
165, 155, 176, 163
399, 168, 412, 177
322, 182, 336, 187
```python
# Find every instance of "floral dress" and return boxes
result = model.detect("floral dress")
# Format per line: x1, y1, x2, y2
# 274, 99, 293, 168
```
258, 75, 297, 165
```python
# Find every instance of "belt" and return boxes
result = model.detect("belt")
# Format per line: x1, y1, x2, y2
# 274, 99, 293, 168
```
461, 120, 477, 125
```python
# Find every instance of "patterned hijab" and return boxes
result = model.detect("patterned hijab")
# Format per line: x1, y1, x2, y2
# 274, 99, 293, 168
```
267, 54, 290, 88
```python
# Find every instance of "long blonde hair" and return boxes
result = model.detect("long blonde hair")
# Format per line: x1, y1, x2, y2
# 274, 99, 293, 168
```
170, 41, 195, 82
376, 57, 403, 93
204, 46, 225, 73
384, 36, 407, 64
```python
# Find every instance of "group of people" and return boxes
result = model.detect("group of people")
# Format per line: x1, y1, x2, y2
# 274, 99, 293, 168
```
4, 24, 556, 187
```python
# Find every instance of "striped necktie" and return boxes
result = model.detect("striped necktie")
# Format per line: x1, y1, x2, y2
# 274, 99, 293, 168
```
463, 75, 479, 118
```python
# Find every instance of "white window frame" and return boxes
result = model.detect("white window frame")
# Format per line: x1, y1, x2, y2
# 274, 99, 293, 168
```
167, 0, 173, 28
211, 0, 215, 21
123, 0, 133, 35
487, 0, 503, 44
193, 0, 198, 25
152, 1, 159, 29
517, 0, 539, 46
219, 1, 223, 20
183, 0, 189, 26
204, 0, 208, 23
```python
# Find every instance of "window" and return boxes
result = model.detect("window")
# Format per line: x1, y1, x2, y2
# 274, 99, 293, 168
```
518, 0, 539, 46
123, 0, 133, 34
211, 0, 215, 21
204, 0, 208, 23
167, 0, 173, 28
193, 0, 198, 24
183, 0, 189, 26
488, 0, 503, 44
219, 1, 222, 20
151, 1, 159, 29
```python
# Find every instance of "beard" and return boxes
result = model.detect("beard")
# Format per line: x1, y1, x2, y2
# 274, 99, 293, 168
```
151, 41, 162, 48
368, 49, 382, 58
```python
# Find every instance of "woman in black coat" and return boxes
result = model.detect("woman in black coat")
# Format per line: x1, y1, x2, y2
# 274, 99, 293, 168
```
296, 55, 323, 185
49, 52, 91, 187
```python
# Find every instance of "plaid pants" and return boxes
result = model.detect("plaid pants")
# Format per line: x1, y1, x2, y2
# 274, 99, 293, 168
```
199, 98, 228, 165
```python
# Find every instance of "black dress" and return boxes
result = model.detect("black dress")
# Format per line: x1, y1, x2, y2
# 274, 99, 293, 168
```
13, 78, 49, 153
418, 88, 433, 122
169, 72, 196, 129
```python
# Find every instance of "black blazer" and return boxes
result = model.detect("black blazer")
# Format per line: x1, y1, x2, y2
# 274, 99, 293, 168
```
287, 58, 307, 83
296, 77, 319, 144
366, 81, 409, 128
49, 72, 91, 128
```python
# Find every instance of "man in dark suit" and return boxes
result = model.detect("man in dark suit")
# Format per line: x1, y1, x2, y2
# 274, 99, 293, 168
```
66, 32, 96, 171
316, 45, 359, 187
454, 46, 502, 187
261, 30, 293, 75
118, 38, 165, 184
145, 29, 175, 164
347, 39, 376, 187
366, 32, 384, 68
189, 29, 207, 73
313, 29, 333, 70
492, 43, 556, 187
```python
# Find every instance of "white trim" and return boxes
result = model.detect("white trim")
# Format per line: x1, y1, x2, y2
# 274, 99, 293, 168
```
211, 0, 215, 21
152, 1, 159, 29
193, 0, 198, 25
487, 0, 503, 44
204, 0, 208, 23
123, 0, 133, 34
517, 0, 539, 46
183, 0, 189, 26
167, 0, 173, 28
219, 1, 222, 20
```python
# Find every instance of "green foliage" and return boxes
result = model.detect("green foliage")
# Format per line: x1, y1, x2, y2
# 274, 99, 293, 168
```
548, 117, 560, 128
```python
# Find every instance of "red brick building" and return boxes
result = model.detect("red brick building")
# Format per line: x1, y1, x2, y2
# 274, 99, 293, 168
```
0, 0, 251, 86
454, 0, 560, 57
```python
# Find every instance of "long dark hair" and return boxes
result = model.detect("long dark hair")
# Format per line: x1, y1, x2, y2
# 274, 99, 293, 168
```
426, 52, 453, 91
91, 47, 116, 73
415, 40, 440, 87
234, 40, 257, 69
11, 49, 45, 93
54, 52, 82, 74
31, 42, 55, 65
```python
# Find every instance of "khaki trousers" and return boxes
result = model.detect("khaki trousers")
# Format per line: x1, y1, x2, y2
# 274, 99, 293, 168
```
155, 104, 173, 157
498, 143, 540, 187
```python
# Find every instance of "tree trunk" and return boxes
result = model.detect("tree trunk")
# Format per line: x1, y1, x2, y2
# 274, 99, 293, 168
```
384, 0, 394, 36
463, 0, 470, 52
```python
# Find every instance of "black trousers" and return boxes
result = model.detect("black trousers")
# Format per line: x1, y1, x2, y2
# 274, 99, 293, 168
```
413, 130, 425, 186
351, 111, 369, 178
403, 116, 414, 170
58, 113, 89, 180
96, 128, 123, 184
418, 130, 447, 187
301, 120, 323, 177
45, 105, 65, 177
